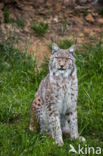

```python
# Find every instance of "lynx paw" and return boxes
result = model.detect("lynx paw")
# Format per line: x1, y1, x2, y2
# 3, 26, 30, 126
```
56, 139, 64, 147
56, 141, 64, 147
78, 136, 86, 142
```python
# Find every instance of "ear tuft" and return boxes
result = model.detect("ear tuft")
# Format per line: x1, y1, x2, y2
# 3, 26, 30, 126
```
74, 38, 77, 44
69, 39, 77, 55
52, 43, 59, 54
69, 45, 76, 54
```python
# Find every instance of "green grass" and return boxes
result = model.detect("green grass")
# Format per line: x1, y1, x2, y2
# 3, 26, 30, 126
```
0, 40, 103, 156
3, 7, 10, 23
99, 8, 103, 17
82, 10, 89, 17
32, 22, 48, 36
14, 19, 25, 28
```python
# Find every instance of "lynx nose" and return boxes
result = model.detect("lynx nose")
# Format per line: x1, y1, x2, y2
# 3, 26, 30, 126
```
60, 65, 64, 68
58, 59, 65, 68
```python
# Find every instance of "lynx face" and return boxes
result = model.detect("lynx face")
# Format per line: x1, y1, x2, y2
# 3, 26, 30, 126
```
49, 44, 76, 77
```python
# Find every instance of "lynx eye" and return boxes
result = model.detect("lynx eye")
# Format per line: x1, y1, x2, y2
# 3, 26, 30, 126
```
55, 57, 70, 59
65, 58, 69, 61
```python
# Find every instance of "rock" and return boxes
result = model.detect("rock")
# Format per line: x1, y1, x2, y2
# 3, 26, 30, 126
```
46, 0, 52, 8
63, 0, 71, 6
74, 16, 84, 25
53, 16, 59, 23
23, 6, 34, 11
85, 14, 94, 23
24, 26, 30, 33
38, 7, 48, 15
84, 27, 96, 36
87, 0, 96, 2
79, 0, 88, 3
37, 0, 45, 4
0, 2, 4, 9
84, 28, 91, 34
55, 3, 62, 12
0, 10, 3, 22
0, 24, 6, 35
33, 0, 46, 7
97, 18, 103, 25
10, 13, 16, 20
79, 33, 84, 37
91, 12, 98, 17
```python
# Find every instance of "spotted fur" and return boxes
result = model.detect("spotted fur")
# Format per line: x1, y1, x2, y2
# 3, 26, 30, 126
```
29, 42, 85, 146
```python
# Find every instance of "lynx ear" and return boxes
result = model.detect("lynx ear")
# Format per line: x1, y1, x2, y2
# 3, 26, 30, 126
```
52, 43, 59, 54
69, 39, 77, 55
69, 45, 76, 54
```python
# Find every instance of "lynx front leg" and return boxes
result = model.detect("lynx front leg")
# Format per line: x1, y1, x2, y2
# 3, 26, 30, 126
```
47, 105, 64, 146
69, 109, 79, 139
69, 110, 85, 142
69, 75, 86, 142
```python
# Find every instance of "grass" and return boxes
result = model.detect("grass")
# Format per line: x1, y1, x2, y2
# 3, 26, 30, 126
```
3, 7, 10, 23
99, 8, 103, 17
82, 10, 89, 17
14, 19, 25, 28
32, 22, 48, 36
0, 40, 103, 156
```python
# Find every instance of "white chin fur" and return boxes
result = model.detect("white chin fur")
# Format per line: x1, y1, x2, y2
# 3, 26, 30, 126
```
54, 70, 71, 78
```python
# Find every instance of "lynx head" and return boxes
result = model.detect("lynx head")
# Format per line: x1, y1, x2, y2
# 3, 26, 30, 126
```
49, 41, 77, 78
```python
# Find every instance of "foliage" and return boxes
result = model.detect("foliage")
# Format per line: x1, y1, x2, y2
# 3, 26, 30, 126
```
99, 8, 103, 17
32, 22, 48, 36
60, 15, 69, 35
48, 40, 72, 50
82, 10, 89, 16
0, 41, 103, 155
14, 19, 25, 28
58, 39, 73, 49
3, 7, 10, 23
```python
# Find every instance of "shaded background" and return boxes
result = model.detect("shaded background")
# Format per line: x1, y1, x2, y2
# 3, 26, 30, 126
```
0, 0, 103, 64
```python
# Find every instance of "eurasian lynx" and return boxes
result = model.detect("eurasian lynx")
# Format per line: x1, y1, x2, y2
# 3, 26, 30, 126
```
29, 41, 85, 146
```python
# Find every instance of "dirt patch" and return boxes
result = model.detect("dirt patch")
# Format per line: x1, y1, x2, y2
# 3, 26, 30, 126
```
0, 0, 103, 62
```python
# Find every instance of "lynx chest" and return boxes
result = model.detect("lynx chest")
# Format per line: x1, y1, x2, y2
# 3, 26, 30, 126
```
55, 79, 72, 115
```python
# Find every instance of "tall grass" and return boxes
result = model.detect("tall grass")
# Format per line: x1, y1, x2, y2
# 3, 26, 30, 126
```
0, 40, 103, 156
32, 22, 48, 36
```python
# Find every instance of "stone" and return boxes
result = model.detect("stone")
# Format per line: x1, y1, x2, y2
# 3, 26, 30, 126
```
63, 0, 71, 6
36, 0, 45, 4
97, 18, 103, 25
85, 14, 94, 23
53, 16, 59, 23
46, 1, 52, 8
33, 0, 46, 7
79, 0, 87, 3
0, 3, 4, 9
0, 10, 3, 22
55, 3, 62, 12
79, 33, 84, 37
91, 12, 98, 17
84, 27, 96, 36
84, 28, 91, 34
23, 6, 34, 11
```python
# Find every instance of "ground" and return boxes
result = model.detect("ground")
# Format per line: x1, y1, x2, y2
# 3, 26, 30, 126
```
0, 0, 103, 64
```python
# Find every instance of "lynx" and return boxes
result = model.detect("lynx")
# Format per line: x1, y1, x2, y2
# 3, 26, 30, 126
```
29, 40, 85, 146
